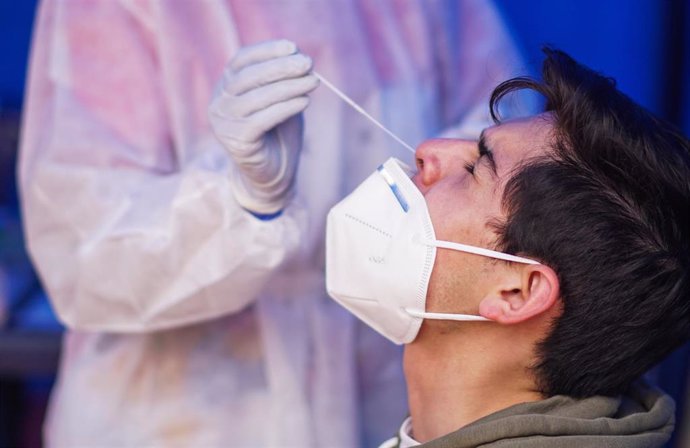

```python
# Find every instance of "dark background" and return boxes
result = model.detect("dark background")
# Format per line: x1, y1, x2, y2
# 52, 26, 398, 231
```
0, 1, 688, 447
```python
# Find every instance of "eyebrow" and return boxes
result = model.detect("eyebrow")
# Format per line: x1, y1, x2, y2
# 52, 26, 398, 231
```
478, 130, 498, 177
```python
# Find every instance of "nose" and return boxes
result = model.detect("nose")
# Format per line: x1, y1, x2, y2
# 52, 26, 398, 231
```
413, 138, 476, 191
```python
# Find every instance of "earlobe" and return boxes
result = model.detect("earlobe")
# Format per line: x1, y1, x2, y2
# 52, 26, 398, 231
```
479, 264, 560, 324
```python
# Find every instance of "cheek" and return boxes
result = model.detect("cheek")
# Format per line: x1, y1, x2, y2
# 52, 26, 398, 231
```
425, 251, 455, 313
426, 190, 483, 245
425, 249, 486, 313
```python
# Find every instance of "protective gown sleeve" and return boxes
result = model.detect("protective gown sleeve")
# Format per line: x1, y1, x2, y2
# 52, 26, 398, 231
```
18, 1, 302, 332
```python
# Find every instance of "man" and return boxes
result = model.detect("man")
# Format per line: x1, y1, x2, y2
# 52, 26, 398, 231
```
327, 48, 689, 447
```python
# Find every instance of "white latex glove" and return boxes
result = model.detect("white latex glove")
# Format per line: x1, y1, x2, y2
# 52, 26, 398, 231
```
209, 39, 319, 215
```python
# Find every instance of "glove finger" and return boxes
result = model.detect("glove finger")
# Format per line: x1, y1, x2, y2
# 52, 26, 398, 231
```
243, 96, 311, 141
224, 54, 313, 96
230, 75, 319, 118
230, 39, 298, 72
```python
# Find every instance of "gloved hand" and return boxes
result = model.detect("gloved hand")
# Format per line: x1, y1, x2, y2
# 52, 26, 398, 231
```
209, 39, 319, 216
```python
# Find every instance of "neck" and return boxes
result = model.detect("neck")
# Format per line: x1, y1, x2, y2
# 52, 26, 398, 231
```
403, 324, 543, 443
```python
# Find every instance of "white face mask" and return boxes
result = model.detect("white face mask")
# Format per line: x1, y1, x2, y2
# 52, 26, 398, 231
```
326, 157, 540, 345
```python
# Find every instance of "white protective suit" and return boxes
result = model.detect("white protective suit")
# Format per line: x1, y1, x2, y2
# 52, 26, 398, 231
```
19, 1, 524, 446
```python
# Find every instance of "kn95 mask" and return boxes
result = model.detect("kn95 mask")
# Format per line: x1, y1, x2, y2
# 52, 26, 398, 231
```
325, 158, 539, 345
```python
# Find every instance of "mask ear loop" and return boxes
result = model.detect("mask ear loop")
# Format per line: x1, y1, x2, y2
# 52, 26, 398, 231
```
405, 308, 491, 321
414, 236, 541, 265
406, 237, 540, 322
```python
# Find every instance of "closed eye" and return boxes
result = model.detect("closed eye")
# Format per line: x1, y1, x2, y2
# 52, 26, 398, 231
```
478, 131, 498, 177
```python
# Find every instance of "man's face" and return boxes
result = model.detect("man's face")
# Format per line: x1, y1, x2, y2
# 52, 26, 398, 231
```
411, 113, 554, 320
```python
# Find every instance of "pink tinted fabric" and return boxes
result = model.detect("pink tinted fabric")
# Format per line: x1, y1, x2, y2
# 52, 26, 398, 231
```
19, 0, 524, 446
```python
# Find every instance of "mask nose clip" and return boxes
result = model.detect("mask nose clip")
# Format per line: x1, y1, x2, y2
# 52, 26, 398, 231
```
377, 165, 409, 212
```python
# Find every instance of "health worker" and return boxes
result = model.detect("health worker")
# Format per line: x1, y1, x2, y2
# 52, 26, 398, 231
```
19, 1, 525, 446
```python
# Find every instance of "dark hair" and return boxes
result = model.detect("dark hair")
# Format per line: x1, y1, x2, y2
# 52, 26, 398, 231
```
490, 48, 690, 398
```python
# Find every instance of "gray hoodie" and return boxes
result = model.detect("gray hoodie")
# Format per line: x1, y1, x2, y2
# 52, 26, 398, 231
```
419, 383, 675, 447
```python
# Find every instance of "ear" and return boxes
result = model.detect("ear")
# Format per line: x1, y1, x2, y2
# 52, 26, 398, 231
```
478, 264, 560, 324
